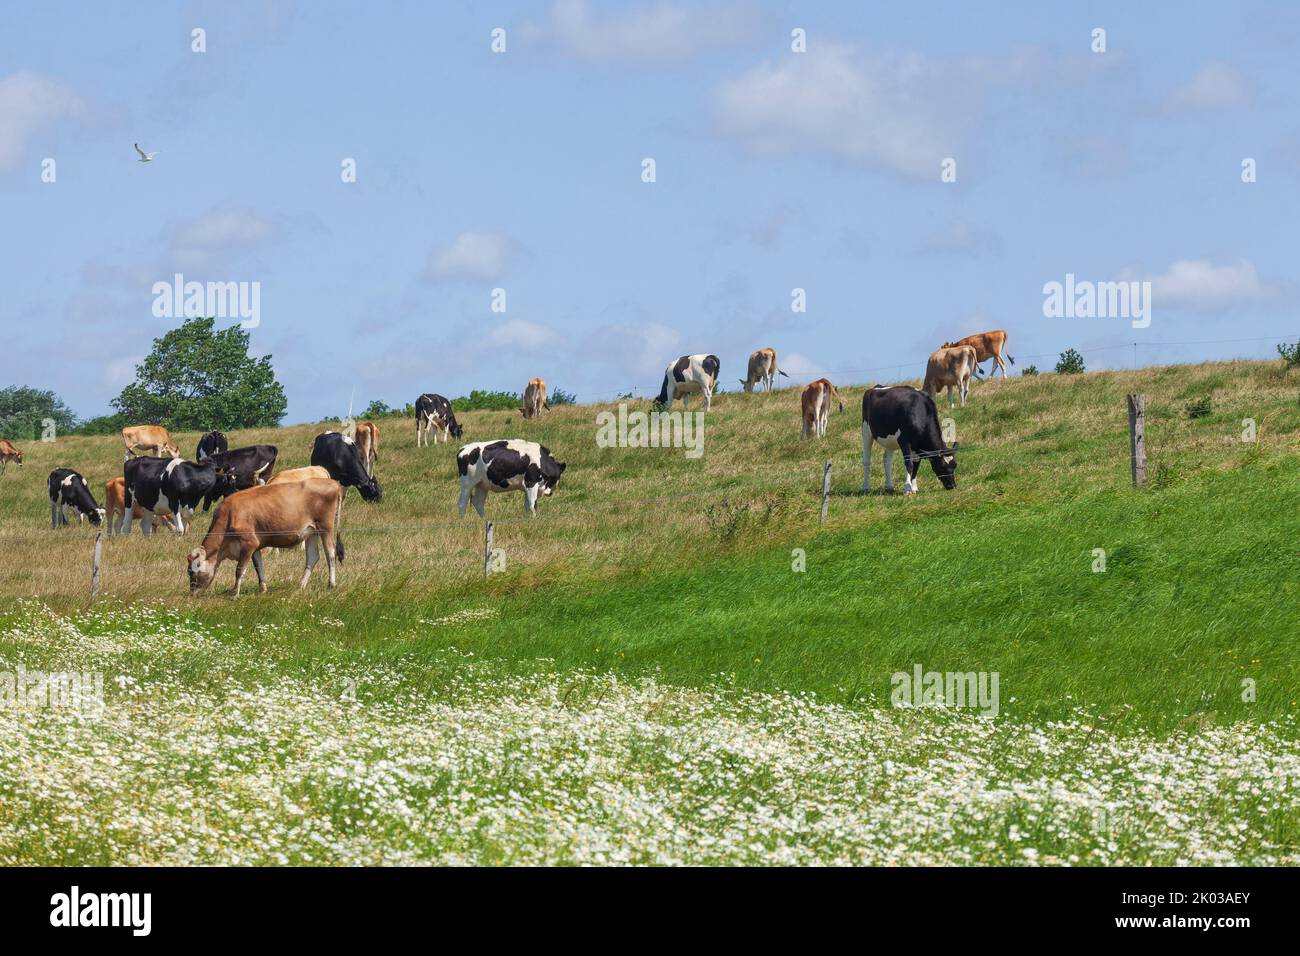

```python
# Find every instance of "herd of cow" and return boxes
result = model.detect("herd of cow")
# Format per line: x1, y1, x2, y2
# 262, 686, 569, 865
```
1, 328, 1011, 594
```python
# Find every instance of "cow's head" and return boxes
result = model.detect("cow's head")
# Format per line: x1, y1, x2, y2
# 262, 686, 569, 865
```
740, 378, 754, 393
449, 419, 464, 439
930, 442, 958, 490
89, 507, 105, 526
187, 547, 217, 593
164, 442, 182, 459
358, 475, 383, 502
540, 458, 566, 497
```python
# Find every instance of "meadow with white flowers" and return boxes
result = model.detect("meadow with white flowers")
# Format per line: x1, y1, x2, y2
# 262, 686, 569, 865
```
2, 602, 1296, 866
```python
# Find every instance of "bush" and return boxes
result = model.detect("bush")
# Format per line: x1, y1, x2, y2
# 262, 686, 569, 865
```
1022, 365, 1039, 377
1055, 349, 1086, 375
1185, 396, 1212, 419
450, 390, 523, 411
71, 413, 129, 436
1278, 339, 1300, 370
0, 386, 78, 440
549, 387, 577, 406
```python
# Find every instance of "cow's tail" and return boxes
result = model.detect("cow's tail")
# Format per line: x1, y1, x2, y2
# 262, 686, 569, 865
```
777, 369, 789, 378
334, 532, 345, 563
1006, 352, 1016, 365
654, 375, 670, 407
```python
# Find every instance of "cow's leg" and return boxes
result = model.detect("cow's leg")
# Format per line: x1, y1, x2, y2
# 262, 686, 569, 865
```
172, 505, 186, 534
471, 486, 487, 518
324, 533, 337, 588
899, 439, 919, 494
141, 514, 152, 537
300, 536, 320, 588
801, 415, 810, 440
458, 478, 473, 516
883, 449, 896, 492
524, 484, 539, 514
232, 554, 251, 597
50, 499, 58, 529
861, 425, 873, 491
251, 550, 268, 593
960, 379, 969, 407
702, 386, 712, 412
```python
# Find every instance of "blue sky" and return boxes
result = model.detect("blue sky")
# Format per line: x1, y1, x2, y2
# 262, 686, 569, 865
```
2, 0, 1298, 423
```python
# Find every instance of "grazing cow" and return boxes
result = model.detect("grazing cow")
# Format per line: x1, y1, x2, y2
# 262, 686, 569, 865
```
942, 329, 1015, 380
800, 378, 843, 439
521, 378, 548, 419
861, 386, 957, 494
122, 425, 180, 459
47, 469, 105, 527
0, 439, 21, 474
123, 457, 237, 534
104, 476, 173, 535
268, 465, 331, 484
196, 431, 228, 461
354, 421, 379, 476
655, 354, 720, 411
186, 478, 345, 596
415, 393, 463, 446
740, 347, 787, 393
923, 345, 980, 408
204, 444, 278, 490
309, 432, 383, 501
456, 439, 565, 516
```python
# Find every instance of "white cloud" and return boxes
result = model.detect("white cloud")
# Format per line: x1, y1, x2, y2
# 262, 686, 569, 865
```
1164, 62, 1253, 112
486, 319, 557, 351
169, 206, 275, 255
427, 232, 511, 282
528, 0, 761, 64
585, 320, 681, 379
715, 43, 1023, 178
917, 222, 1003, 259
0, 71, 90, 173
1141, 259, 1283, 312
777, 353, 833, 383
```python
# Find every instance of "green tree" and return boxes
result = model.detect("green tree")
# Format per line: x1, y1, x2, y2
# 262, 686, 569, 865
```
111, 317, 287, 429
1055, 349, 1086, 375
0, 386, 78, 440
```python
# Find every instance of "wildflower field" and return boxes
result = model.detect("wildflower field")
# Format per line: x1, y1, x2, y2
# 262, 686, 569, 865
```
0, 361, 1298, 864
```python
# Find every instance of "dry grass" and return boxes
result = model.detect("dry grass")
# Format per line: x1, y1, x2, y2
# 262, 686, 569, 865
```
0, 359, 1296, 608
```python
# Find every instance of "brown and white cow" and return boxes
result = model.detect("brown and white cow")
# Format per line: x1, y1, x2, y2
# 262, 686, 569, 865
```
186, 477, 344, 596
0, 439, 21, 474
122, 425, 180, 459
942, 329, 1015, 380
800, 378, 843, 439
354, 421, 379, 476
104, 476, 174, 535
923, 345, 979, 408
740, 348, 787, 393
267, 465, 332, 485
521, 378, 548, 419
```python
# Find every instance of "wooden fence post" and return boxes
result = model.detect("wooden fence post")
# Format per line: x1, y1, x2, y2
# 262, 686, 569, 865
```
90, 529, 103, 601
483, 520, 494, 577
1127, 393, 1147, 487
820, 460, 832, 523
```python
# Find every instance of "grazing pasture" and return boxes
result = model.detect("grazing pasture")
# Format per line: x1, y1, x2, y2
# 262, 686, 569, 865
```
1, 359, 1298, 864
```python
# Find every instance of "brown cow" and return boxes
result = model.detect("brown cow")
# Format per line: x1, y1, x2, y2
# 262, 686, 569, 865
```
924, 346, 979, 408
185, 478, 344, 596
0, 439, 21, 474
942, 329, 1015, 380
267, 465, 332, 485
122, 425, 180, 459
104, 476, 174, 535
800, 378, 843, 439
740, 347, 786, 393
355, 421, 379, 476
521, 378, 548, 419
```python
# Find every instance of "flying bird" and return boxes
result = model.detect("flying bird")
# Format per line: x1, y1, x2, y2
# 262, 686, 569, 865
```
133, 143, 159, 163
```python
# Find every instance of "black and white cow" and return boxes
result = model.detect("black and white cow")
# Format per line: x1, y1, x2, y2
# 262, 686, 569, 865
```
456, 440, 565, 516
415, 393, 462, 447
48, 469, 105, 528
196, 431, 228, 461
861, 385, 957, 494
310, 432, 383, 501
655, 354, 720, 411
123, 457, 237, 533
204, 444, 278, 489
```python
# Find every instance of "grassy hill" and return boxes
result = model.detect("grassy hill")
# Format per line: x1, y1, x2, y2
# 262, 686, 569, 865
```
1, 360, 1298, 864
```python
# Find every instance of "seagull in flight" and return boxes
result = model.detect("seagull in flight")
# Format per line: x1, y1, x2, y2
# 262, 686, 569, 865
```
134, 143, 160, 163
